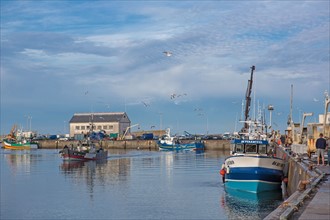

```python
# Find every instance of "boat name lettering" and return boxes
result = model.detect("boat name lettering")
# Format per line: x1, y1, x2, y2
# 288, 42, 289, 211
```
241, 140, 263, 144
226, 160, 235, 166
272, 161, 284, 167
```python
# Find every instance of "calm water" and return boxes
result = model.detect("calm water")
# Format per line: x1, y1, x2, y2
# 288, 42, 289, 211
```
0, 148, 283, 220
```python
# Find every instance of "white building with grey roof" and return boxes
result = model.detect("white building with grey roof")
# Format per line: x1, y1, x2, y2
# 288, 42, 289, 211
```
69, 112, 131, 137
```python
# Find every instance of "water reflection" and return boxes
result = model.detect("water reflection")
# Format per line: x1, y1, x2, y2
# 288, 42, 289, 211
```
1, 149, 281, 219
3, 150, 40, 175
221, 187, 283, 219
59, 157, 131, 187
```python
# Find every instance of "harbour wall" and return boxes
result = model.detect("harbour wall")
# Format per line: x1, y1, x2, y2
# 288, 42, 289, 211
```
274, 144, 319, 195
36, 139, 230, 150
265, 144, 324, 219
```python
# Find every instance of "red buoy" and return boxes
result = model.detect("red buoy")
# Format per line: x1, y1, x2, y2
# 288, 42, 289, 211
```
220, 169, 226, 176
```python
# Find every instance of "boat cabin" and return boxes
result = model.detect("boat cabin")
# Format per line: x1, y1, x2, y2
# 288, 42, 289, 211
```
230, 139, 269, 155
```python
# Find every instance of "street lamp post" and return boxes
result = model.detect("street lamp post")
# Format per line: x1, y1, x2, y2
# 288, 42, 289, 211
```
64, 121, 66, 134
268, 105, 274, 129
29, 116, 32, 131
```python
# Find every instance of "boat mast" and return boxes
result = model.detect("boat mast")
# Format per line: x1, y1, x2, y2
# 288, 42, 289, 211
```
244, 65, 255, 131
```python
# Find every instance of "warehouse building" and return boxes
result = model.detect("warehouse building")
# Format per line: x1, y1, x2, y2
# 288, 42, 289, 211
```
69, 112, 131, 137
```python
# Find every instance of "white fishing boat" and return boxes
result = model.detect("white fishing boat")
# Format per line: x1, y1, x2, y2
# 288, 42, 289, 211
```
220, 66, 285, 193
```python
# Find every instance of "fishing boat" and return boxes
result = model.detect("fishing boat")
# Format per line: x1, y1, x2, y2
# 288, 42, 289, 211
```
220, 66, 284, 193
59, 114, 108, 161
2, 125, 38, 150
59, 141, 108, 161
157, 128, 205, 151
3, 139, 38, 150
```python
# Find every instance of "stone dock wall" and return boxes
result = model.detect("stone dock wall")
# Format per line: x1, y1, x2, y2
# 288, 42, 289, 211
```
265, 144, 325, 219
36, 139, 230, 150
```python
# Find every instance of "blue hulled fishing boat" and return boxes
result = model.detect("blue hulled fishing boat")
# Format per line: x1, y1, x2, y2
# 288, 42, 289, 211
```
220, 66, 284, 193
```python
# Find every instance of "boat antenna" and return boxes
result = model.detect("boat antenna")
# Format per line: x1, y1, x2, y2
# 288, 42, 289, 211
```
244, 65, 255, 131
287, 84, 293, 127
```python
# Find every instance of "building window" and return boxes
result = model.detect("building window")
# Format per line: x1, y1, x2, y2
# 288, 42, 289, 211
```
81, 126, 85, 130
75, 126, 80, 130
109, 125, 114, 130
86, 126, 90, 130
97, 125, 102, 130
103, 125, 107, 129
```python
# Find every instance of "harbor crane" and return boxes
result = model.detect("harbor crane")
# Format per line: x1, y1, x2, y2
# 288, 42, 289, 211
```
299, 112, 313, 144
243, 65, 255, 131
120, 124, 139, 140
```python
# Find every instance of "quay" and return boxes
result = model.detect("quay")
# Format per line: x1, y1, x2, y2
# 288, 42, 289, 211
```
265, 144, 330, 220
35, 139, 230, 150
296, 165, 330, 220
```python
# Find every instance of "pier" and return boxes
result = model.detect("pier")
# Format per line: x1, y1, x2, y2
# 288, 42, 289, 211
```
296, 165, 329, 220
265, 144, 330, 220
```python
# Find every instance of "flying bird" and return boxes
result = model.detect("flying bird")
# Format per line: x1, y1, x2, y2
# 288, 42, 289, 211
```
313, 98, 319, 102
170, 93, 176, 99
141, 101, 150, 107
163, 51, 172, 57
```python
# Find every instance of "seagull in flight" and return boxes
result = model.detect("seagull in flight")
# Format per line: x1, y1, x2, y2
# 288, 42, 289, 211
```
163, 51, 172, 57
170, 93, 176, 99
141, 101, 150, 107
313, 98, 319, 102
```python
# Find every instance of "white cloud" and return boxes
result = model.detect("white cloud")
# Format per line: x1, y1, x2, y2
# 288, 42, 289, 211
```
1, 1, 329, 134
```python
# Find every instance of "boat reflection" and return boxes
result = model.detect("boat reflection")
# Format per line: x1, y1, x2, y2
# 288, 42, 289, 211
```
60, 160, 85, 171
225, 187, 283, 202
221, 187, 283, 219
60, 160, 107, 173
59, 157, 131, 187
3, 151, 39, 175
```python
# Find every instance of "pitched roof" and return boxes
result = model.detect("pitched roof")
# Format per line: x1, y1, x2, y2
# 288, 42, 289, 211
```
69, 112, 129, 123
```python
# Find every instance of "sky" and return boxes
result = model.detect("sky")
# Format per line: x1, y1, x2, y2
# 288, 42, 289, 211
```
1, 0, 329, 136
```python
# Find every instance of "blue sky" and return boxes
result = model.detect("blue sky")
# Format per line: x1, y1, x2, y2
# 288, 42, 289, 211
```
1, 1, 329, 136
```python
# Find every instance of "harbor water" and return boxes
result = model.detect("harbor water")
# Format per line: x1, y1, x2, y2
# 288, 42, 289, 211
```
0, 148, 283, 219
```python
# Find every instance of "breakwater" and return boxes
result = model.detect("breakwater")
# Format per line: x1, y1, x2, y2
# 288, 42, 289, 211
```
36, 139, 230, 150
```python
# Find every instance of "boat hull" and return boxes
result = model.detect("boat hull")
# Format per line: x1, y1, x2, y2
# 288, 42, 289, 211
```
224, 155, 284, 193
60, 149, 108, 161
2, 140, 38, 150
158, 142, 204, 151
